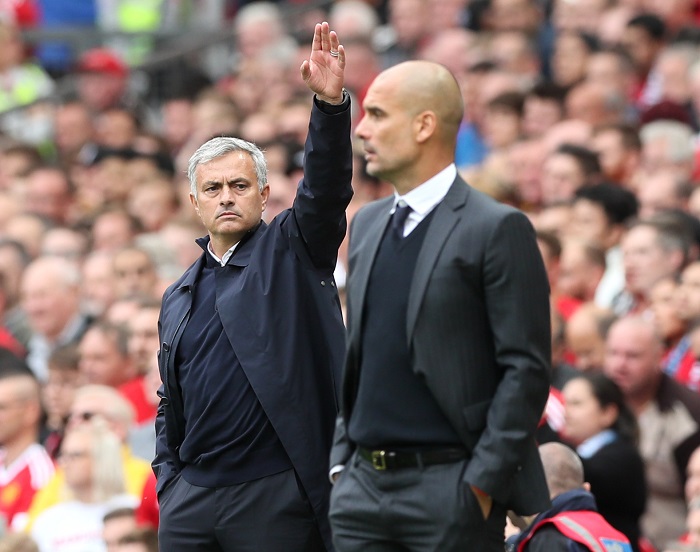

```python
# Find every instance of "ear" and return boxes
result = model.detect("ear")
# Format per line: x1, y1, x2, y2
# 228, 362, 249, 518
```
601, 403, 619, 429
189, 193, 200, 216
413, 111, 437, 144
260, 185, 270, 211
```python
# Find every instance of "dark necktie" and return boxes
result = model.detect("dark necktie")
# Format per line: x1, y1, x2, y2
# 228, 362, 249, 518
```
392, 202, 412, 239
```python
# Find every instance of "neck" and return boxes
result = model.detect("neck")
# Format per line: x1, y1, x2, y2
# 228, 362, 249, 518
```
392, 157, 453, 196
72, 485, 95, 503
3, 434, 36, 466
627, 386, 657, 416
209, 235, 243, 259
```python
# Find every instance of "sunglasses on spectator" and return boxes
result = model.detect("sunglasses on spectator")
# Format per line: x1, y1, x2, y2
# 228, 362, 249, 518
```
69, 411, 97, 422
58, 450, 89, 462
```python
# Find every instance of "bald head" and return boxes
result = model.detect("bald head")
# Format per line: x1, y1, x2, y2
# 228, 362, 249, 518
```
374, 61, 464, 140
539, 442, 585, 499
357, 60, 465, 192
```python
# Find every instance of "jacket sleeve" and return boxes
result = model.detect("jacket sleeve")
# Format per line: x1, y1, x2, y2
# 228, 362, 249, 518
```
152, 383, 179, 497
329, 415, 353, 469
291, 96, 353, 272
463, 210, 551, 504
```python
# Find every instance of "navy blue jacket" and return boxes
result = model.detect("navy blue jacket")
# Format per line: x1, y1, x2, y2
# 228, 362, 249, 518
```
154, 97, 353, 551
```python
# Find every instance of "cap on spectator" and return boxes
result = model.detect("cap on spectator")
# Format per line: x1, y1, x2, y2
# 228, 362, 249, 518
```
76, 48, 128, 77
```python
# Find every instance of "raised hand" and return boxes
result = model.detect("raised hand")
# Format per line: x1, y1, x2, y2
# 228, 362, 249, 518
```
300, 21, 345, 105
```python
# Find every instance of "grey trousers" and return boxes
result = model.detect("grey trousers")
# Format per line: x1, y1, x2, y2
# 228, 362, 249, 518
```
158, 468, 324, 552
329, 452, 506, 551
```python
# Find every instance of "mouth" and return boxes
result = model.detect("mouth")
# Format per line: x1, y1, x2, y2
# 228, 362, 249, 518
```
217, 211, 239, 219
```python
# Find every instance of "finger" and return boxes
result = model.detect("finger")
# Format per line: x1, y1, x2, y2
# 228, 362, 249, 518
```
335, 44, 346, 67
330, 30, 339, 52
320, 21, 331, 52
300, 59, 310, 82
311, 22, 322, 53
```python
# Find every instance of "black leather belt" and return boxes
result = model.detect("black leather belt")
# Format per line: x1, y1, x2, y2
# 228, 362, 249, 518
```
357, 446, 468, 471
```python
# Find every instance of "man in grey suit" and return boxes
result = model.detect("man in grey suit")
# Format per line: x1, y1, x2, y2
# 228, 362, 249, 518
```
328, 60, 552, 551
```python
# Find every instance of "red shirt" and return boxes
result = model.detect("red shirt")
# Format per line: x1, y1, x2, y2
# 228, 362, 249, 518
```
119, 376, 157, 424
0, 444, 55, 531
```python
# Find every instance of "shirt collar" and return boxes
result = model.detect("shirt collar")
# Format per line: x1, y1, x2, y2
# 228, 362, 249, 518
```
207, 241, 239, 267
576, 429, 618, 459
392, 164, 456, 215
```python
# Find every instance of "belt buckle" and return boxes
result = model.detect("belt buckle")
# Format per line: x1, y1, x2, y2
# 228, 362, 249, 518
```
371, 450, 387, 470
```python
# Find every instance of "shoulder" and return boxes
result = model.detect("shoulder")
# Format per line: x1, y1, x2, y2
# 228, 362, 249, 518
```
351, 197, 393, 232
659, 374, 700, 420
527, 524, 577, 552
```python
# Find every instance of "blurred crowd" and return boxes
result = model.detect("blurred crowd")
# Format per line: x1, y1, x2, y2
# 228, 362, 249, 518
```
0, 0, 700, 550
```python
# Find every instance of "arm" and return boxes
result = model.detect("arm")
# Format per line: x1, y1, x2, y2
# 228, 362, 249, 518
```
464, 211, 551, 504
292, 22, 353, 271
152, 383, 180, 497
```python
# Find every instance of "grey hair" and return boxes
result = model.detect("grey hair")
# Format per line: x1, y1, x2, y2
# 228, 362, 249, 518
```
187, 137, 268, 198
640, 120, 695, 164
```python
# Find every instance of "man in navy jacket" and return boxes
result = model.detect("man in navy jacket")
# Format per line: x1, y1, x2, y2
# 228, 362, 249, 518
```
154, 22, 352, 551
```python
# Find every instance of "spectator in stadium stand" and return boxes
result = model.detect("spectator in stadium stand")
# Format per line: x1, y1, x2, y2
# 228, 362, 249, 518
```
660, 260, 700, 392
22, 166, 76, 227
40, 227, 89, 264
637, 119, 696, 182
30, 419, 137, 552
102, 507, 138, 552
114, 527, 159, 552
522, 81, 568, 140
590, 123, 642, 187
0, 273, 25, 359
52, 101, 96, 170
20, 256, 91, 383
614, 214, 692, 316
80, 251, 118, 320
0, 533, 39, 552
74, 48, 130, 115
561, 372, 646, 551
25, 384, 151, 530
0, 18, 54, 113
41, 344, 82, 460
604, 315, 700, 550
569, 183, 639, 310
540, 143, 602, 206
77, 321, 154, 425
564, 302, 616, 374
90, 209, 141, 253
0, 370, 55, 532
550, 30, 599, 90
505, 442, 633, 552
565, 81, 628, 128
621, 14, 668, 105
585, 48, 640, 123
0, 240, 31, 351
373, 0, 433, 69
556, 237, 607, 309
111, 247, 159, 301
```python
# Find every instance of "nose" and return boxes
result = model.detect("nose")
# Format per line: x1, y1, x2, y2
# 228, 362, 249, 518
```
355, 115, 368, 140
219, 185, 235, 204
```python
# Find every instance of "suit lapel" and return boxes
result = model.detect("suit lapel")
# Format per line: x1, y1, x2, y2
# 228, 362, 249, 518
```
406, 178, 470, 339
349, 198, 393, 341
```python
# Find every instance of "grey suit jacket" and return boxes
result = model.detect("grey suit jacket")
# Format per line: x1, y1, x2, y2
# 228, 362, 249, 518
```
331, 176, 552, 515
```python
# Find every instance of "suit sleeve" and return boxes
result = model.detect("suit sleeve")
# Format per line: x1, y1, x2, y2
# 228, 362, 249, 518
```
464, 210, 551, 504
291, 96, 353, 272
